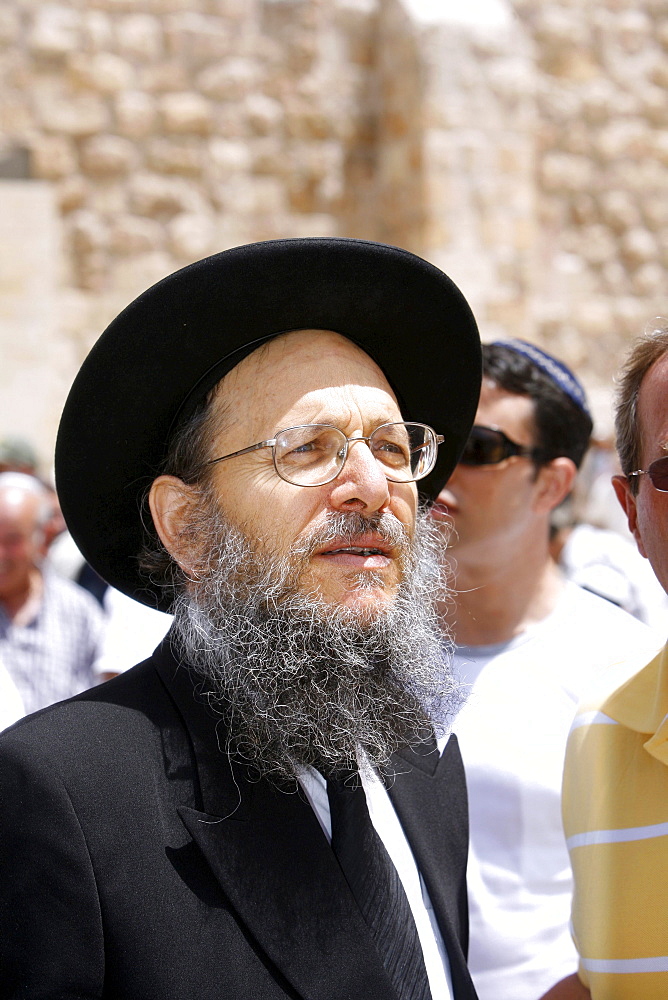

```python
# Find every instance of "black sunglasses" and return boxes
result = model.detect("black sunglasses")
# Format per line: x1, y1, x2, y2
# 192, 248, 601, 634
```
628, 456, 668, 492
459, 425, 538, 467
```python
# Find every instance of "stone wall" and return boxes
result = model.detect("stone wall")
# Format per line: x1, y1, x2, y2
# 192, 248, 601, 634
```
519, 0, 668, 393
0, 0, 666, 461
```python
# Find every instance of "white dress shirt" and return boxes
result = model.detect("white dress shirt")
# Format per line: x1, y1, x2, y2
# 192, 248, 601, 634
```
299, 736, 454, 1000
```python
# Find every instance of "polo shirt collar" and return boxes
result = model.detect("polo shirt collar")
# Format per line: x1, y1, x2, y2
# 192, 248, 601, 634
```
604, 642, 668, 764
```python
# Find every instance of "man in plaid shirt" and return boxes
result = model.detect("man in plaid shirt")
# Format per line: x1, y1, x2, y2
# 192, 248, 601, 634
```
0, 472, 102, 715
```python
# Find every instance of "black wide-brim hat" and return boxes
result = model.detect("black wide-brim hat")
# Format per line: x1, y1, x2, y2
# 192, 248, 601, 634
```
56, 238, 481, 609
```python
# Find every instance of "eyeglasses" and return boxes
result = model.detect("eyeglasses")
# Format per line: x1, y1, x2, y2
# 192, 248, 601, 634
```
206, 421, 444, 487
459, 425, 538, 467
628, 456, 668, 492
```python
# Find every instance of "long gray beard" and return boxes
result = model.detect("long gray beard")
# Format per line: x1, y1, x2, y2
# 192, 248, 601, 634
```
171, 500, 461, 783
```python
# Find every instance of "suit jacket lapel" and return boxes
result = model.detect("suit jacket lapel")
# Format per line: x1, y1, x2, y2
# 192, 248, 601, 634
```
390, 735, 478, 1000
154, 640, 398, 1000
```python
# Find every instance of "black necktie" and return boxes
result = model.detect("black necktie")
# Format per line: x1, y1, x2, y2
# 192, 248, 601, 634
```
327, 770, 432, 1000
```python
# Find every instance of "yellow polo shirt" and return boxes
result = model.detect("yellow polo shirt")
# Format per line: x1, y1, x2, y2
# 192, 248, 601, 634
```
563, 641, 668, 998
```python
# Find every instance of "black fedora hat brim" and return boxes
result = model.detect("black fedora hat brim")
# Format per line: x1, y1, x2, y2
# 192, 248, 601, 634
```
56, 238, 481, 609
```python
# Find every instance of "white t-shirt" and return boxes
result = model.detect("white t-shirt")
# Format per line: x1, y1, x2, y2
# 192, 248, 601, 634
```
560, 522, 668, 631
453, 582, 663, 1000
95, 587, 173, 677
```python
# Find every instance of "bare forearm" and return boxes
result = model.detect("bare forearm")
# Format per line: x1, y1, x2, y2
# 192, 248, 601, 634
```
538, 973, 591, 1000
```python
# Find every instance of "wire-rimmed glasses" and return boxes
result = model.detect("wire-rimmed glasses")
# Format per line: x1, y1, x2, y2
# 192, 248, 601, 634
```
205, 421, 444, 487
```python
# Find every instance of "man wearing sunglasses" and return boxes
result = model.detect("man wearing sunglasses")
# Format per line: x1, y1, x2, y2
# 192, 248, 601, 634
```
0, 239, 482, 999
431, 341, 657, 1000
557, 326, 668, 1000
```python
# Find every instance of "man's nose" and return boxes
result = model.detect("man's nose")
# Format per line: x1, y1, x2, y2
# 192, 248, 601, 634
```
327, 438, 392, 514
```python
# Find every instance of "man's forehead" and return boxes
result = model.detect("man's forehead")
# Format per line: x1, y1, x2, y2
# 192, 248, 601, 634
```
0, 488, 39, 522
638, 351, 668, 442
221, 328, 391, 395
478, 379, 534, 418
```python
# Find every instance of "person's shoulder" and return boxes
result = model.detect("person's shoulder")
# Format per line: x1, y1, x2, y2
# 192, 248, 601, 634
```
573, 640, 667, 721
0, 657, 173, 770
541, 582, 662, 697
561, 581, 659, 637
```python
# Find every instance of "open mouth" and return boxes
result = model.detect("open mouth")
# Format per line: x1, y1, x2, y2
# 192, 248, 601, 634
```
323, 546, 386, 556
314, 535, 395, 569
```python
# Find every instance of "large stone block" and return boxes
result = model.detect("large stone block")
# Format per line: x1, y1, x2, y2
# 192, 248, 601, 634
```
621, 226, 658, 267
167, 212, 216, 260
595, 119, 649, 160
159, 92, 214, 135
208, 138, 253, 174
0, 7, 20, 45
80, 135, 138, 176
632, 261, 664, 295
30, 134, 78, 180
250, 137, 287, 176
164, 12, 234, 67
579, 224, 618, 266
110, 251, 175, 301
140, 61, 190, 92
81, 11, 113, 51
67, 52, 136, 94
147, 138, 203, 175
109, 215, 164, 255
129, 172, 205, 217
197, 58, 261, 101
116, 14, 164, 61
617, 10, 652, 54
115, 91, 158, 138
540, 152, 594, 192
56, 176, 90, 214
599, 190, 640, 232
28, 6, 81, 59
68, 210, 109, 254
34, 93, 110, 136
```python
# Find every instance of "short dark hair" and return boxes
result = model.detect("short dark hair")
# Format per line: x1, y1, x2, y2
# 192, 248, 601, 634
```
615, 323, 668, 494
482, 342, 593, 468
138, 385, 228, 601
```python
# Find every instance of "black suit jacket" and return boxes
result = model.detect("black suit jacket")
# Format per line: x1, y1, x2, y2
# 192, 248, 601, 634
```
0, 639, 477, 1000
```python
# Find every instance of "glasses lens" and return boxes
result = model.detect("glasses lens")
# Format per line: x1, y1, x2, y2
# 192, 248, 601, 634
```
648, 456, 668, 492
274, 424, 346, 486
459, 426, 509, 466
370, 423, 437, 482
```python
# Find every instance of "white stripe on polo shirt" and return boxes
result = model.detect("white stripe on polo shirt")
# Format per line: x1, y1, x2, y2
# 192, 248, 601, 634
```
580, 955, 668, 974
567, 820, 668, 851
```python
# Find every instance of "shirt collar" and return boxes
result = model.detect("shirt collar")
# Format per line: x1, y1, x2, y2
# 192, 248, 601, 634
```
604, 642, 668, 764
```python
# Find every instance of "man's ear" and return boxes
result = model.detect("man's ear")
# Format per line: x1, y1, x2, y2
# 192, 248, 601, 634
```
149, 475, 199, 572
612, 474, 646, 558
533, 457, 577, 514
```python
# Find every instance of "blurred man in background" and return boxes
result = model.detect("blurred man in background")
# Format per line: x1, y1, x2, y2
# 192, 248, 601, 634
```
559, 324, 668, 1000
0, 471, 102, 714
433, 341, 660, 1000
0, 435, 39, 476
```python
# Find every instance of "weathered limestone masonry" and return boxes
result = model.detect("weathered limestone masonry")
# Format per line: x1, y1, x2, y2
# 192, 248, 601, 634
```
517, 0, 668, 394
0, 0, 666, 459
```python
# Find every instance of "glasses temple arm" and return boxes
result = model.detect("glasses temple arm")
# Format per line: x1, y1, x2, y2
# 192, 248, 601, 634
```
206, 439, 276, 467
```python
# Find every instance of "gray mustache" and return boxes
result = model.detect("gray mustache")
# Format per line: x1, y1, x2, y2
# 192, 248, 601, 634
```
292, 511, 410, 559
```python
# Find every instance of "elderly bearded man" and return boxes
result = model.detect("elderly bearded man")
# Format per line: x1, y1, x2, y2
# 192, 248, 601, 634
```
0, 239, 482, 1000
